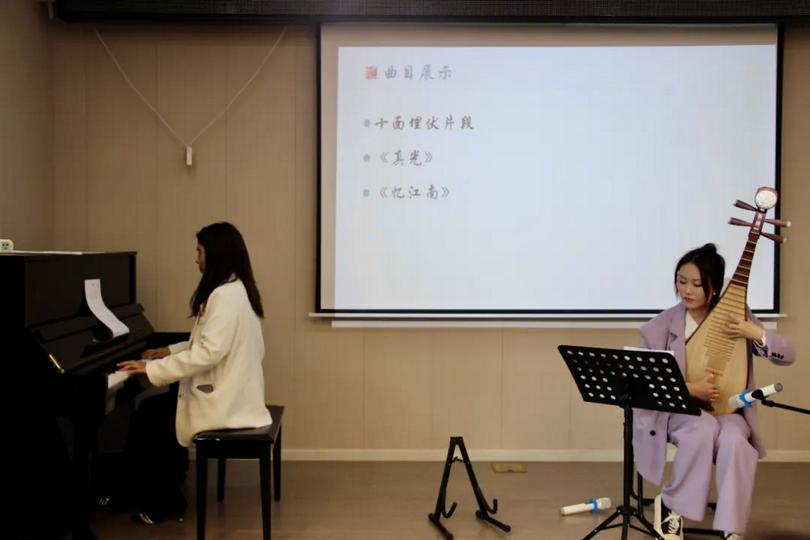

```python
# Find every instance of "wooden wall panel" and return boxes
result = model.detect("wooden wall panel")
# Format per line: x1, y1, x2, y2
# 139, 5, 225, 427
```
44, 21, 810, 456
0, 2, 52, 250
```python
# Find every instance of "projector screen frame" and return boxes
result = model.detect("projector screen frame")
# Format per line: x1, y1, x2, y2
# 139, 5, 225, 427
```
315, 22, 785, 318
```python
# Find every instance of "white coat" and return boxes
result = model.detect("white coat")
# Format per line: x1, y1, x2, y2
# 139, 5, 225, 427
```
145, 278, 272, 446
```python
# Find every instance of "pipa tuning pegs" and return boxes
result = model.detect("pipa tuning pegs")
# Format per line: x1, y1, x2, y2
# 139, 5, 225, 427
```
729, 217, 752, 227
761, 232, 785, 243
764, 217, 791, 228
734, 200, 758, 212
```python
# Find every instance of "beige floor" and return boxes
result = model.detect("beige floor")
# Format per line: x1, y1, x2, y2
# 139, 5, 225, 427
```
90, 461, 810, 540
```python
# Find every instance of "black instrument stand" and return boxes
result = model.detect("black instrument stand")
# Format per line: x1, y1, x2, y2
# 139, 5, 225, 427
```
558, 345, 701, 540
428, 436, 511, 539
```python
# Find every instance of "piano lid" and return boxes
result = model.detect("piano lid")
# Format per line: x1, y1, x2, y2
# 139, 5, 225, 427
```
33, 304, 155, 374
0, 252, 136, 329
0, 252, 155, 375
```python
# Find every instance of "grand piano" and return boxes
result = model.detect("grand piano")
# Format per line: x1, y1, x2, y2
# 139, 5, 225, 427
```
0, 252, 187, 539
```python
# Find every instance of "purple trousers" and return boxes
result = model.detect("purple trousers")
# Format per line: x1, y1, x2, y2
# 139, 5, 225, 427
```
662, 410, 758, 535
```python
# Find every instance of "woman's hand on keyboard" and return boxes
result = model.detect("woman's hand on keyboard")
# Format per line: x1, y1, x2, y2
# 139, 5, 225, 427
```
142, 347, 170, 359
117, 359, 148, 375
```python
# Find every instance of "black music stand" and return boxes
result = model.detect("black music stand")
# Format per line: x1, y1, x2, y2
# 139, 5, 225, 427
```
558, 345, 701, 540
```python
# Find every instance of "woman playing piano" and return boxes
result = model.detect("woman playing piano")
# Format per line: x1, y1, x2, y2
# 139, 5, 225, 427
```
633, 243, 795, 540
118, 221, 272, 524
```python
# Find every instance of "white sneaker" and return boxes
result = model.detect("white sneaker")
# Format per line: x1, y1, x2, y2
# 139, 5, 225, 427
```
653, 494, 684, 540
723, 534, 744, 540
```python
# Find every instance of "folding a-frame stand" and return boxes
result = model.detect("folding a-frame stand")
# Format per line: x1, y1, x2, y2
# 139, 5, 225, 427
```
428, 436, 511, 539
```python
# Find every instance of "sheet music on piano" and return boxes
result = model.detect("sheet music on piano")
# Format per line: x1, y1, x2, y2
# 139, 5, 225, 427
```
84, 278, 130, 338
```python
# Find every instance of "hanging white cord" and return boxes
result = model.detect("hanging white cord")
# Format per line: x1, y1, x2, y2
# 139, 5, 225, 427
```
93, 26, 288, 165
185, 27, 288, 148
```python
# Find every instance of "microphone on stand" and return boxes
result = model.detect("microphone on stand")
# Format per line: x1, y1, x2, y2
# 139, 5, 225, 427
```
728, 383, 783, 410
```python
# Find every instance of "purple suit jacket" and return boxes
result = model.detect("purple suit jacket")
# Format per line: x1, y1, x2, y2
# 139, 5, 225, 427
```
632, 302, 795, 485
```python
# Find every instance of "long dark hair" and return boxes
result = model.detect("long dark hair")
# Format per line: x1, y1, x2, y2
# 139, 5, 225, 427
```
674, 243, 725, 310
190, 222, 264, 318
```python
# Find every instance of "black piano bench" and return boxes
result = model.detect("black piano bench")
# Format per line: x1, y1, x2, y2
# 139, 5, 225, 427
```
192, 405, 284, 540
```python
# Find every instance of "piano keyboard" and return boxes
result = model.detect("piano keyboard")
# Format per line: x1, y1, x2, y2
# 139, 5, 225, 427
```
107, 370, 130, 391
106, 371, 131, 414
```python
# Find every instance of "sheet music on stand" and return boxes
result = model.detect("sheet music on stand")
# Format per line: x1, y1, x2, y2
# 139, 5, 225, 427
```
557, 345, 699, 540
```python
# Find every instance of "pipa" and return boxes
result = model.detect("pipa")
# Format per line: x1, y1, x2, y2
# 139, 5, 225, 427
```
685, 187, 789, 415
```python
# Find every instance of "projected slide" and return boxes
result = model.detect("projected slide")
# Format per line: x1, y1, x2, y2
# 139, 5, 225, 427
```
320, 26, 779, 314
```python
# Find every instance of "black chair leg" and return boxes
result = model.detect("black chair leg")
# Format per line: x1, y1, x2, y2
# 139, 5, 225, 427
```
217, 458, 227, 502
636, 472, 653, 509
273, 426, 282, 501
196, 453, 208, 540
260, 455, 272, 540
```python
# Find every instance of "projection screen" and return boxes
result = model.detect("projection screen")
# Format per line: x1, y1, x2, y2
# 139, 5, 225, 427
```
319, 24, 781, 316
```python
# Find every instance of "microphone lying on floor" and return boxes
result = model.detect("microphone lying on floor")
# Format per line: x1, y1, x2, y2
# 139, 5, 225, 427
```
561, 497, 612, 516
